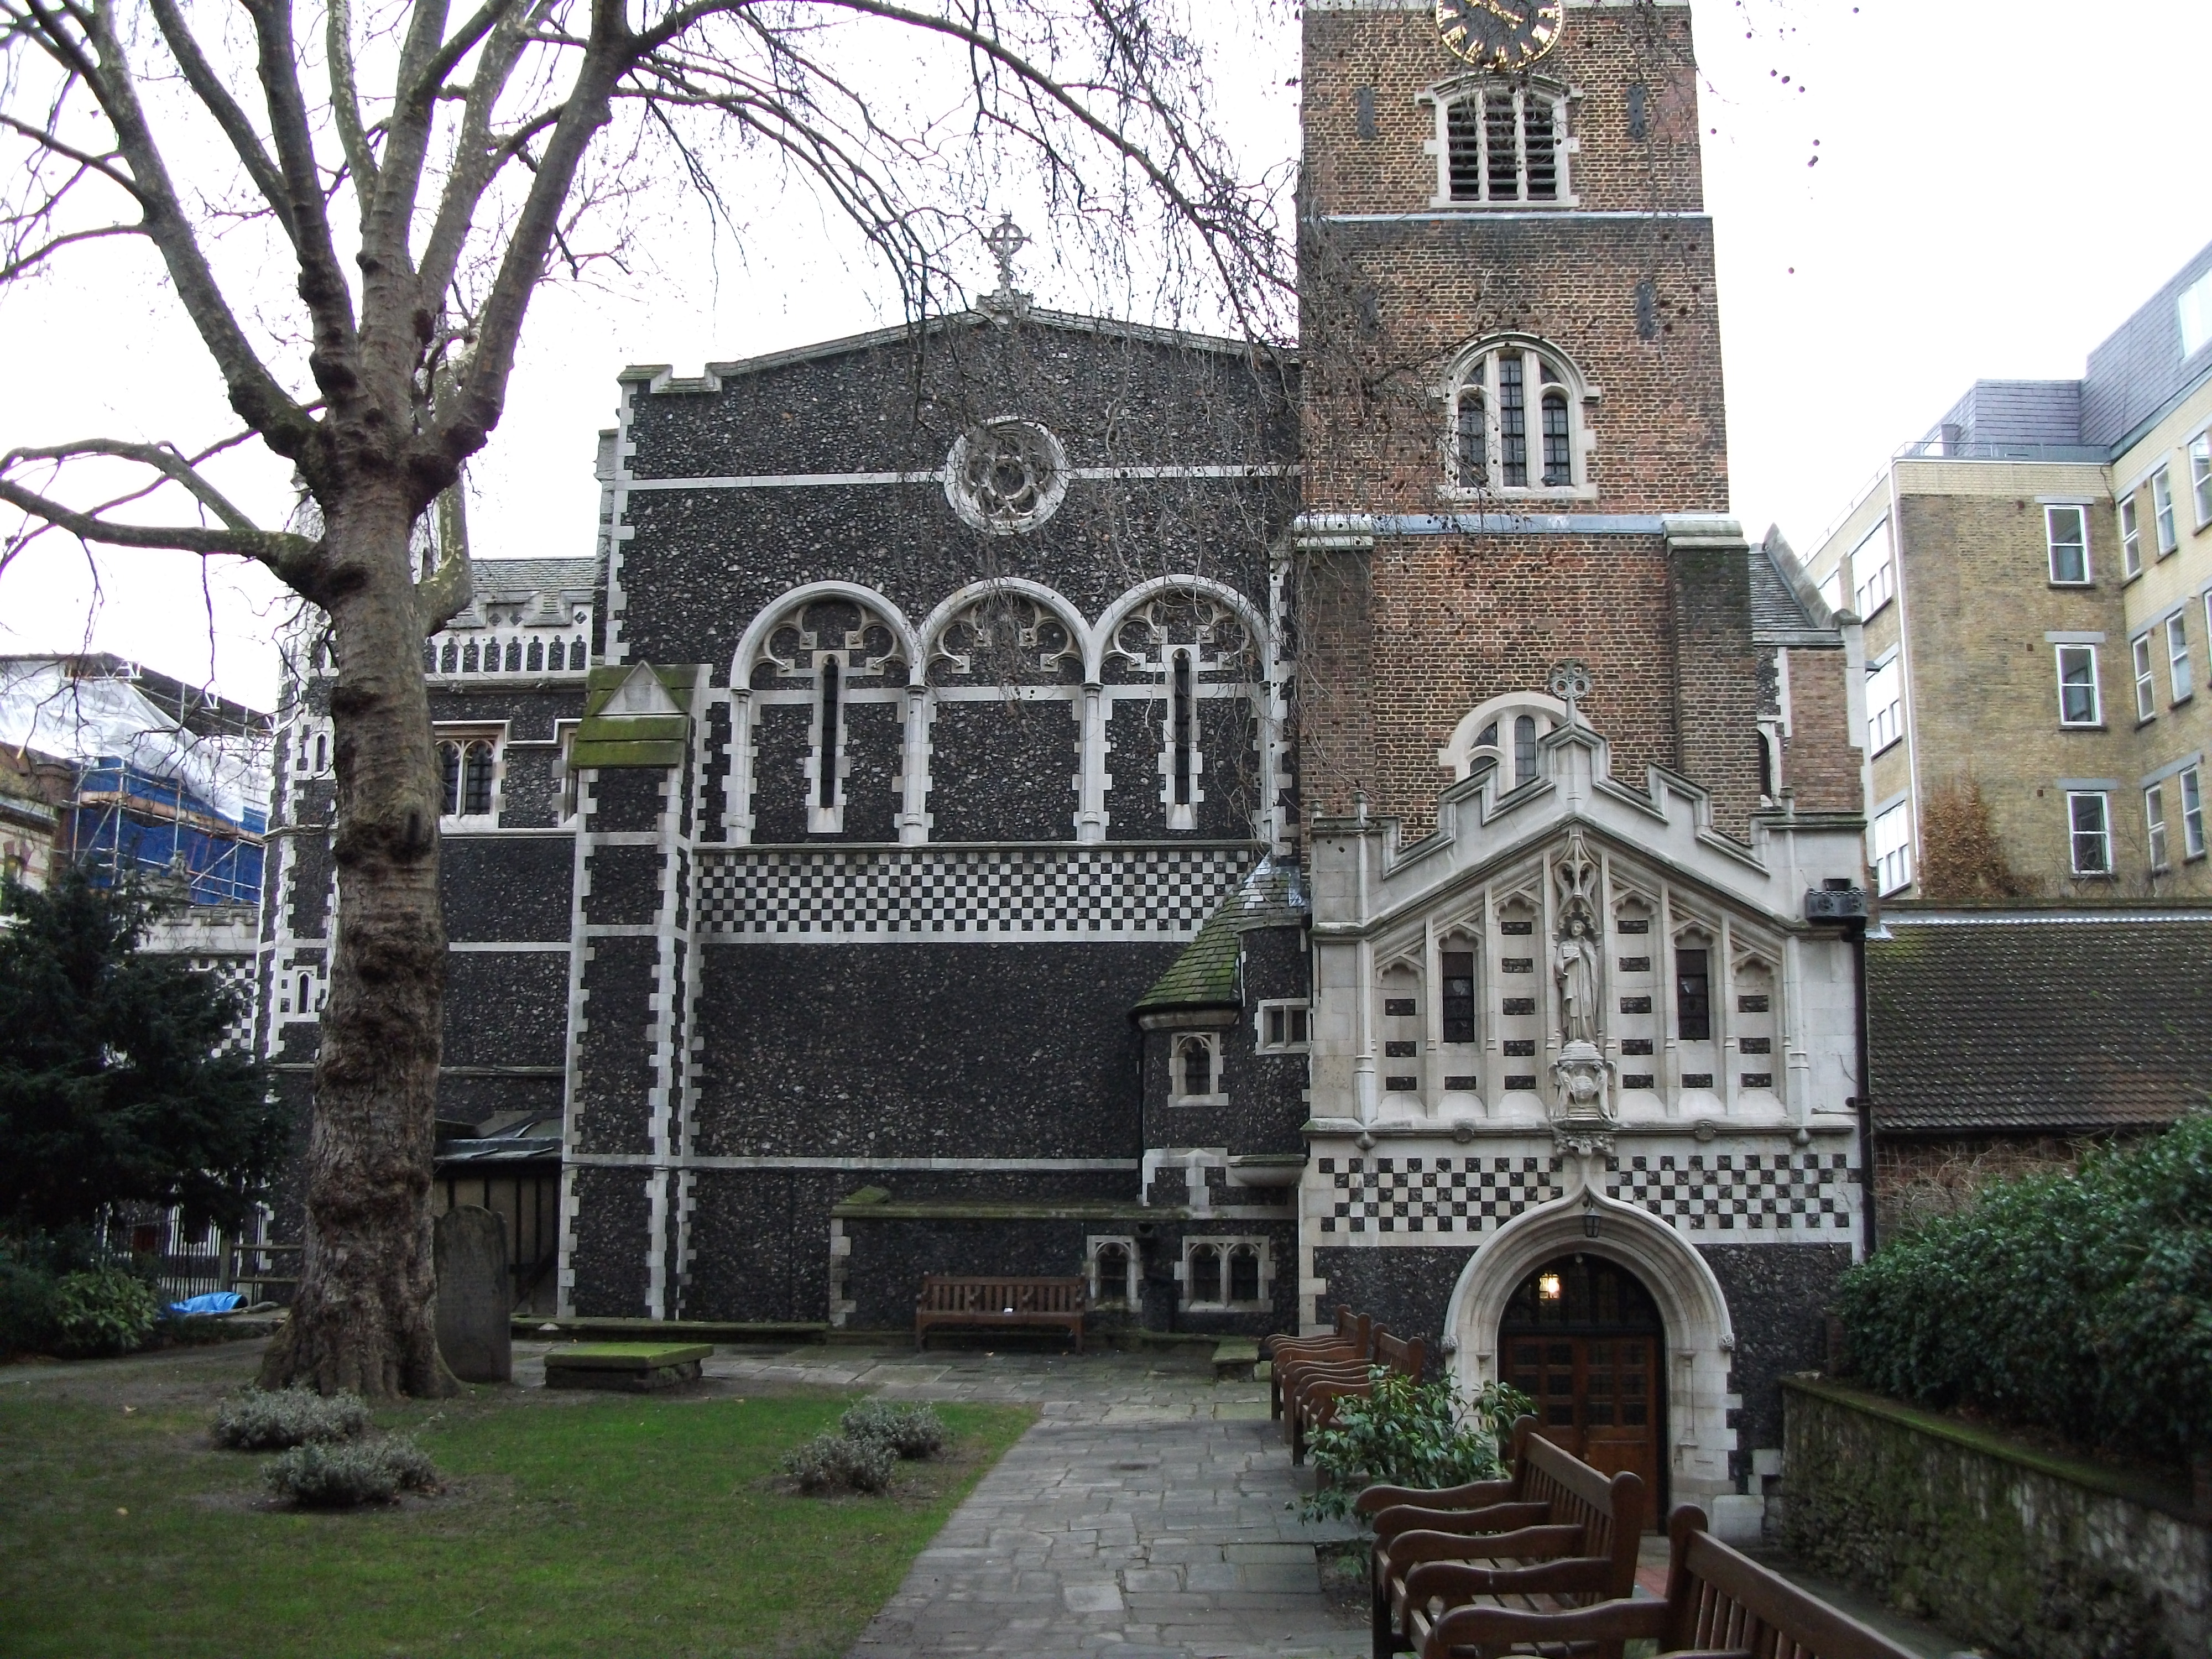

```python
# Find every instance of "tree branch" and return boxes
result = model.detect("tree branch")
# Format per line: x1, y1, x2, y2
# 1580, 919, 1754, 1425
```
145, 0, 294, 240
325, 0, 380, 201
0, 477, 320, 583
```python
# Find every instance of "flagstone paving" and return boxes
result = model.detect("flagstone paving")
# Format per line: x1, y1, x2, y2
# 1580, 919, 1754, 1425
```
674, 1344, 1367, 1659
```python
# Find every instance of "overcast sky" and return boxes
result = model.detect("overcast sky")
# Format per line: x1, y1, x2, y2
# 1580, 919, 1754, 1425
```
5, 0, 2209, 712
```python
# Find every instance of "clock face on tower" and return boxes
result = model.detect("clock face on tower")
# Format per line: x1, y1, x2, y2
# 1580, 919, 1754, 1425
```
1435, 0, 1563, 71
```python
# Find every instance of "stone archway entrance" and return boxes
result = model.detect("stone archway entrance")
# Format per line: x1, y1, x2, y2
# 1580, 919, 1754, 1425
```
1499, 1253, 1665, 1503
1441, 1186, 1740, 1520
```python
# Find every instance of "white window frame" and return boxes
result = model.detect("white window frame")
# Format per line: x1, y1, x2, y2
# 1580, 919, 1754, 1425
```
1178, 1235, 1272, 1312
2153, 466, 2178, 556
2045, 504, 2091, 585
1866, 655, 1903, 756
1423, 79, 1577, 209
1444, 337, 1594, 500
2183, 267, 2212, 359
2169, 612, 2194, 704
2133, 634, 2157, 722
1851, 519, 1895, 619
2067, 791, 2112, 877
1816, 567, 1845, 615
1169, 1031, 1226, 1107
1870, 799, 1912, 896
1255, 999, 1311, 1053
2055, 644, 2102, 727
2146, 782, 2170, 872
2120, 495, 2143, 578
435, 725, 505, 828
2191, 433, 2212, 529
2184, 765, 2207, 860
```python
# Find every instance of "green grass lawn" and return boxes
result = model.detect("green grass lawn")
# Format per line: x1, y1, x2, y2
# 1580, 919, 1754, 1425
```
0, 1364, 1032, 1658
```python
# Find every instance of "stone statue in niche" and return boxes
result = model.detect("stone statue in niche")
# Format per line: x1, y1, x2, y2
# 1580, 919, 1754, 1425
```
1554, 913, 1599, 1045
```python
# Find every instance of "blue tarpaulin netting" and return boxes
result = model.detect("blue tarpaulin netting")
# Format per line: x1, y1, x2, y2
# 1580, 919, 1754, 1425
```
166, 1291, 244, 1317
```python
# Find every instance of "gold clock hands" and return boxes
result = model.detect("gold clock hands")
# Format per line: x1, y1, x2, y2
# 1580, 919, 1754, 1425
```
1476, 0, 1528, 24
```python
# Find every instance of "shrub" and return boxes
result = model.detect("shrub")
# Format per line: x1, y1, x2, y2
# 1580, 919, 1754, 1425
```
1838, 1114, 2212, 1465
1302, 1371, 1533, 1521
782, 1431, 896, 1495
52, 1264, 158, 1357
0, 1250, 61, 1356
264, 1435, 439, 1507
212, 1387, 373, 1451
841, 1400, 948, 1459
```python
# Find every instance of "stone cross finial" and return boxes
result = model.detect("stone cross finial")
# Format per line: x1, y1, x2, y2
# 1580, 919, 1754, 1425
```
1547, 659, 1593, 725
984, 213, 1030, 292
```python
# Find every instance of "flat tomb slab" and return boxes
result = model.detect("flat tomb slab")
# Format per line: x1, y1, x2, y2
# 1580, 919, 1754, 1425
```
543, 1343, 713, 1392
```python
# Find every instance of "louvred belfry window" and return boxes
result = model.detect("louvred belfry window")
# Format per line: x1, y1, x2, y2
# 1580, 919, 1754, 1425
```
1442, 85, 1568, 205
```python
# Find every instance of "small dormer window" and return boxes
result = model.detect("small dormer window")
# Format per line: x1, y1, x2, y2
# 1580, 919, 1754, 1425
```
1431, 81, 1572, 207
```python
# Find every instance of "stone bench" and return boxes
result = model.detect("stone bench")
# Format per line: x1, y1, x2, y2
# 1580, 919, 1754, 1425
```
543, 1342, 713, 1393
1211, 1338, 1260, 1381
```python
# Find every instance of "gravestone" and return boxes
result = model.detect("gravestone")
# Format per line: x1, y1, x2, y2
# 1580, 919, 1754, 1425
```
434, 1205, 512, 1384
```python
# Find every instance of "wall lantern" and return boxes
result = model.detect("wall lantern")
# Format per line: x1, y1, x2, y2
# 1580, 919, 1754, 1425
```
1582, 1189, 1603, 1239
1537, 1272, 1563, 1302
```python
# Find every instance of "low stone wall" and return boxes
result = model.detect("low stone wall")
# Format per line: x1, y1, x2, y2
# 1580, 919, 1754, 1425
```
1780, 1376, 2208, 1659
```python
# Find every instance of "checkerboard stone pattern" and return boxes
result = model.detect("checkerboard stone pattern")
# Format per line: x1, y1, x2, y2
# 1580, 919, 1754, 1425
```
1606, 1150, 1854, 1234
1316, 1155, 1567, 1235
1315, 1147, 1854, 1239
695, 846, 1255, 940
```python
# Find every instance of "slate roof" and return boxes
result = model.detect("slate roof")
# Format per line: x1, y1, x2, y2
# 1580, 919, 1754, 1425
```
1866, 909, 2212, 1134
1133, 858, 1307, 1013
466, 555, 601, 602
1750, 528, 1835, 640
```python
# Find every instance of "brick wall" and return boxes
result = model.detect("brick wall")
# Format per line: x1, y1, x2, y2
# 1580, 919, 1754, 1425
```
1781, 647, 1865, 818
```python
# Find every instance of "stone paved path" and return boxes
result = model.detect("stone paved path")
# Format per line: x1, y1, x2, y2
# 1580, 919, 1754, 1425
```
686, 1345, 1366, 1659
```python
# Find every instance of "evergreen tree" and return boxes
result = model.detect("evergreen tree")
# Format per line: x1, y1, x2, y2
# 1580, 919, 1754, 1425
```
0, 869, 284, 1234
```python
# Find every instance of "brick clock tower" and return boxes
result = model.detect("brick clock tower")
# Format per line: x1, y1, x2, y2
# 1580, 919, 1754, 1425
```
1290, 1, 1871, 1536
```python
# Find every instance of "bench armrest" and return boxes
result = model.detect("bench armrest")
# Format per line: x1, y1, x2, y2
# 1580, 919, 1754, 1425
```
1355, 1477, 1514, 1517
1421, 1596, 1671, 1659
1372, 1499, 1552, 1543
1402, 1551, 1612, 1604
1383, 1522, 1587, 1574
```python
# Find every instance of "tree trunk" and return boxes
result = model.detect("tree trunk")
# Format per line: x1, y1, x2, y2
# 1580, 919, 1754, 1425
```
259, 477, 456, 1399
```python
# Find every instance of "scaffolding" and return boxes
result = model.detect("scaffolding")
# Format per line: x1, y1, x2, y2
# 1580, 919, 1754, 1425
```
0, 655, 270, 904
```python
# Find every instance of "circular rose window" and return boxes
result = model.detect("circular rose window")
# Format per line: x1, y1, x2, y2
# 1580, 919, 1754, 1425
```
945, 419, 1070, 535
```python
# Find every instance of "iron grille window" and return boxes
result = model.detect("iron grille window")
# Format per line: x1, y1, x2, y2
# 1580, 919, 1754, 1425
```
1499, 354, 1528, 485
1442, 951, 1477, 1043
1443, 88, 1564, 204
1541, 392, 1572, 486
1675, 948, 1712, 1042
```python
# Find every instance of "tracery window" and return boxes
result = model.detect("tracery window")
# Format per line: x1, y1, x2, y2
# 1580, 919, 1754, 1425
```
1436, 82, 1570, 206
1449, 341, 1585, 495
1182, 1237, 1269, 1310
1170, 1033, 1223, 1105
436, 733, 500, 824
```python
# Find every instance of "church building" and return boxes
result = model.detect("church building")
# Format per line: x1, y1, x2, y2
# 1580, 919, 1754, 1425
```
257, 0, 1867, 1539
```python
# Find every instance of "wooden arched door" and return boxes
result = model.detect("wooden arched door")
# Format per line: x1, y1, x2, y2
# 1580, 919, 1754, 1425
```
1499, 1253, 1664, 1509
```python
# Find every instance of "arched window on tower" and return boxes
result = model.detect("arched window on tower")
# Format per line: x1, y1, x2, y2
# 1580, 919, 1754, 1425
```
1448, 340, 1590, 498
1170, 650, 1195, 828
816, 659, 842, 815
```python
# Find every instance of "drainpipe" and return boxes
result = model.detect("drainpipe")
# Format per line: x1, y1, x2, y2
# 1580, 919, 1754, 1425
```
1849, 912, 1876, 1258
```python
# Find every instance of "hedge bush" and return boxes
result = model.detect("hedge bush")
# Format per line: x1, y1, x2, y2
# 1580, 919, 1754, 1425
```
1302, 1370, 1532, 1521
841, 1400, 947, 1459
53, 1264, 158, 1357
212, 1387, 373, 1451
0, 1248, 62, 1355
265, 1435, 439, 1507
1837, 1113, 2212, 1465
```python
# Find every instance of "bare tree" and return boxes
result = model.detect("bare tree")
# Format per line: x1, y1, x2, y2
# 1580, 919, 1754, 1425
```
0, 0, 1288, 1396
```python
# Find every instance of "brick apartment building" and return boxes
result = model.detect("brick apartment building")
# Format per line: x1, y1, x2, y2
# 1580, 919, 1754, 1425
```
1806, 242, 2212, 899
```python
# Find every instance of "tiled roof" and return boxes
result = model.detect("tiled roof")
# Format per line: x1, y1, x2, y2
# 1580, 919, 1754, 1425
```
1867, 911, 2212, 1133
468, 555, 601, 600
1750, 529, 1833, 638
1133, 858, 1307, 1013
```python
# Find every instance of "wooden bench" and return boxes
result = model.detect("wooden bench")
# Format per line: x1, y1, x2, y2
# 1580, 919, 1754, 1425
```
1265, 1305, 1373, 1420
543, 1342, 712, 1393
1417, 1503, 1918, 1659
1285, 1327, 1428, 1465
1360, 1418, 1644, 1659
915, 1275, 1088, 1351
